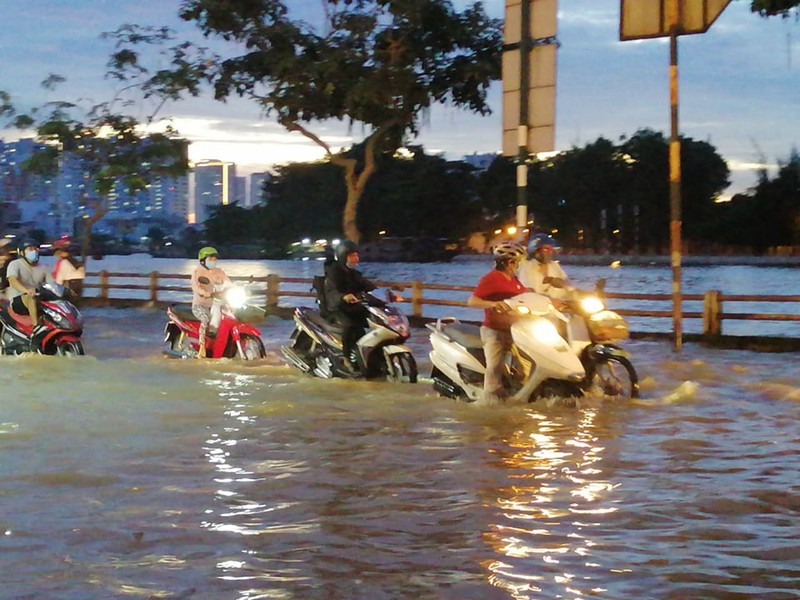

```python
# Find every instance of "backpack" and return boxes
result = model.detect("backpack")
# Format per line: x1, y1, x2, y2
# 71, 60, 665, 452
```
312, 275, 330, 318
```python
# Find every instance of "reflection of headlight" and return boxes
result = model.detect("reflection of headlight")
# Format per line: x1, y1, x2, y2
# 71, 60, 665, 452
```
530, 319, 563, 345
580, 296, 605, 315
224, 287, 248, 309
515, 306, 530, 315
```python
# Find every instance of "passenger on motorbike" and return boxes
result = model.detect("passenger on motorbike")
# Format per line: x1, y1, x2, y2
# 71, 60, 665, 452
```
0, 239, 12, 299
518, 233, 571, 309
466, 240, 527, 404
324, 240, 376, 373
191, 246, 232, 358
6, 238, 56, 338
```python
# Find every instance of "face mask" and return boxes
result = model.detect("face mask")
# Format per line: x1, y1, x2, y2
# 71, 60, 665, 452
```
25, 250, 39, 263
205, 259, 218, 269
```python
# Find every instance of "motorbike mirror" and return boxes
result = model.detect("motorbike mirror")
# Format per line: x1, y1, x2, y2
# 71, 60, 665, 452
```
595, 278, 607, 294
386, 290, 396, 303
198, 276, 210, 285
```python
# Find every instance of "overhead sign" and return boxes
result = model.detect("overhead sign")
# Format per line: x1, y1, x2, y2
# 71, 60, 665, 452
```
502, 0, 558, 157
620, 0, 733, 40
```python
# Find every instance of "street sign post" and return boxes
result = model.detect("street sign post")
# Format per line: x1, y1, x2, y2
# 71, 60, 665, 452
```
620, 0, 732, 351
502, 0, 558, 233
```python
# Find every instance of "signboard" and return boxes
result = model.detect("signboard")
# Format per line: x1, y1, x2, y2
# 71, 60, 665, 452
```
620, 0, 733, 40
502, 0, 558, 157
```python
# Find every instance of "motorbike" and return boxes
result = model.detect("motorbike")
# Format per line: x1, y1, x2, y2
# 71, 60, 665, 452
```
0, 282, 85, 355
163, 281, 266, 360
427, 283, 638, 403
281, 280, 417, 382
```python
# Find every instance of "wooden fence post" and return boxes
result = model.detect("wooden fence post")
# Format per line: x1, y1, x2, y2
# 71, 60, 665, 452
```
703, 290, 722, 337
412, 280, 423, 319
99, 270, 109, 306
266, 274, 281, 312
149, 271, 160, 304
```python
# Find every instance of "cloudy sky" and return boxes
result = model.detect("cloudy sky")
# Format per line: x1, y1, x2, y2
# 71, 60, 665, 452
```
0, 0, 797, 197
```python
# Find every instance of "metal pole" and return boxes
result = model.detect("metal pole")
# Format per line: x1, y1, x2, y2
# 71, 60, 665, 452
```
668, 0, 683, 350
516, 0, 531, 233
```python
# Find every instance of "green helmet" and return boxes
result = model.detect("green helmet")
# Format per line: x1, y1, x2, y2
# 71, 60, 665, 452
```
198, 246, 219, 261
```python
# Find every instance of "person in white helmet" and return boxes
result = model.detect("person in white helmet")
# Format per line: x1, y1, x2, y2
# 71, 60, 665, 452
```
467, 240, 527, 404
518, 233, 571, 309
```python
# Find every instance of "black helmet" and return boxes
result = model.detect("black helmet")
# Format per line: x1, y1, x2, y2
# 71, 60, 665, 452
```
17, 238, 39, 253
335, 240, 359, 263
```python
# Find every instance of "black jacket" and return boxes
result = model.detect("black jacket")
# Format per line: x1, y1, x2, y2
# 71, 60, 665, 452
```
324, 261, 376, 315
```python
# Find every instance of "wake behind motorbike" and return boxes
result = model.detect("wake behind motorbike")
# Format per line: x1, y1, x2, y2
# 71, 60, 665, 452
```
427, 286, 638, 403
0, 282, 85, 356
282, 282, 417, 382
163, 282, 266, 360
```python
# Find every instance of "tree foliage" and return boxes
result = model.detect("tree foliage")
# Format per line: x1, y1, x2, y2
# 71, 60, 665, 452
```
106, 0, 502, 242
750, 0, 800, 17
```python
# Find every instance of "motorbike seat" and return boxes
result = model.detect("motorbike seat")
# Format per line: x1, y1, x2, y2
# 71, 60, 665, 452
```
299, 306, 344, 335
442, 322, 482, 350
170, 303, 197, 322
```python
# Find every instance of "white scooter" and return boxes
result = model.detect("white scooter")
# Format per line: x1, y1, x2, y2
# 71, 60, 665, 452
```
427, 287, 638, 403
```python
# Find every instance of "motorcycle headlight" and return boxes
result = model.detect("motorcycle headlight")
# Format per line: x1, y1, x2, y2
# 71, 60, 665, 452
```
580, 296, 605, 315
530, 319, 564, 346
370, 307, 410, 338
43, 306, 70, 329
224, 286, 248, 309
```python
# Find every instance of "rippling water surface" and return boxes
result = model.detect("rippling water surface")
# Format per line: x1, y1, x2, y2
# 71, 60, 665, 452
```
2, 298, 799, 599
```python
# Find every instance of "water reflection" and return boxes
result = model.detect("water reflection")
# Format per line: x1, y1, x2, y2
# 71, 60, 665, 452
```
482, 406, 626, 599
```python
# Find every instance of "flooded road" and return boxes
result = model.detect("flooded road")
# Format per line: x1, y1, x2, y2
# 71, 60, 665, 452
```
1, 308, 799, 599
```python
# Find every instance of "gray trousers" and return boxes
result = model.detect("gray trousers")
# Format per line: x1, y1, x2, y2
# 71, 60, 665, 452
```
480, 326, 513, 402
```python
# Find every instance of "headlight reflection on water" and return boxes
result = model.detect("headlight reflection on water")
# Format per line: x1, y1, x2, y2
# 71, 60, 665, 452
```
484, 408, 617, 598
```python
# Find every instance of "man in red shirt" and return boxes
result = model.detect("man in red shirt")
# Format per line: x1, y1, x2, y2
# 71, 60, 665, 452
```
467, 241, 527, 404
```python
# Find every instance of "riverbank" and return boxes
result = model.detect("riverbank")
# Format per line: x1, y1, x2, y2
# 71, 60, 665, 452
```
453, 253, 800, 267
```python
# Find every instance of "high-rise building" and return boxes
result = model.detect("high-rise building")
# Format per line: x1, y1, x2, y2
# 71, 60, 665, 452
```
249, 171, 272, 207
192, 160, 236, 224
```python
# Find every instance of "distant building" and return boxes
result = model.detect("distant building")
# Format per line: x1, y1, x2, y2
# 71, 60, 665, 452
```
462, 152, 499, 171
249, 171, 272, 207
192, 159, 236, 224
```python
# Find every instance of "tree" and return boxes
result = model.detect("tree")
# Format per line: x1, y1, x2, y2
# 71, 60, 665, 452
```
106, 0, 502, 243
751, 0, 800, 17
2, 82, 188, 263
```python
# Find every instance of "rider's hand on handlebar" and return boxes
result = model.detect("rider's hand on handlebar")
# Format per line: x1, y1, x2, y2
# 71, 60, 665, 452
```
343, 293, 359, 304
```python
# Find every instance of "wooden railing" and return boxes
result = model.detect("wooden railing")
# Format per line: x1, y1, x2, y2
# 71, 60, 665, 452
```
79, 271, 800, 347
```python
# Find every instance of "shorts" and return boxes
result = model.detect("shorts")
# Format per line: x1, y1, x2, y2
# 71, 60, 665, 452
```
11, 295, 29, 315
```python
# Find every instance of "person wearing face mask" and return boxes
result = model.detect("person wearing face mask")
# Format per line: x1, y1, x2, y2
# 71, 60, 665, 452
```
6, 238, 56, 337
467, 240, 527, 404
518, 233, 571, 309
323, 240, 376, 373
191, 246, 232, 358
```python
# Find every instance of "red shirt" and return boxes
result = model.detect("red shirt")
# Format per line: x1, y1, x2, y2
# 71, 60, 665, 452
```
473, 269, 526, 329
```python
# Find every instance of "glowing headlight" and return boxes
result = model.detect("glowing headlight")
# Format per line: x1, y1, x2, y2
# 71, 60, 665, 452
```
224, 286, 248, 309
530, 319, 563, 345
515, 305, 531, 315
580, 296, 605, 315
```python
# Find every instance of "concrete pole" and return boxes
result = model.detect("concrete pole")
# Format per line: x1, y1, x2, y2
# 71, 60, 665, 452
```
516, 0, 531, 235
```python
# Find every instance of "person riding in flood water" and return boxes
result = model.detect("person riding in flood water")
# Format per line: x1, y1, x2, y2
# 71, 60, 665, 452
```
518, 233, 571, 309
324, 240, 376, 373
467, 240, 527, 404
191, 246, 231, 358
6, 238, 56, 339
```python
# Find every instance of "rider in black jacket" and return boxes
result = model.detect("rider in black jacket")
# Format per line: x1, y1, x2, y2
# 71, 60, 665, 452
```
324, 240, 376, 372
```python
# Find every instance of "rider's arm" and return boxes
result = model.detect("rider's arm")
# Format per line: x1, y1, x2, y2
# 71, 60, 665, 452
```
6, 262, 34, 295
467, 294, 507, 312
191, 269, 212, 299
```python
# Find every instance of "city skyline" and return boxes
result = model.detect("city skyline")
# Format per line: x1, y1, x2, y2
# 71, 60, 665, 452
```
0, 1, 797, 199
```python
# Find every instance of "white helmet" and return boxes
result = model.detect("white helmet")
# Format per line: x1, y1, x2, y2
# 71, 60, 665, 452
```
492, 240, 525, 261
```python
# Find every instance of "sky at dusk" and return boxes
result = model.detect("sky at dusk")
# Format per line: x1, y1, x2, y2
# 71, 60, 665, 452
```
0, 0, 797, 197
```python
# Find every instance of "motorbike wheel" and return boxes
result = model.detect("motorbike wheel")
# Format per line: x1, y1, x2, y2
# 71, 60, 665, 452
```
379, 352, 418, 384
586, 355, 639, 399
237, 334, 266, 360
55, 340, 85, 357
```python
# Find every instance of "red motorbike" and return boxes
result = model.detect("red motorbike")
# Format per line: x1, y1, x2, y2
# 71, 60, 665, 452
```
0, 282, 85, 355
163, 283, 266, 360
